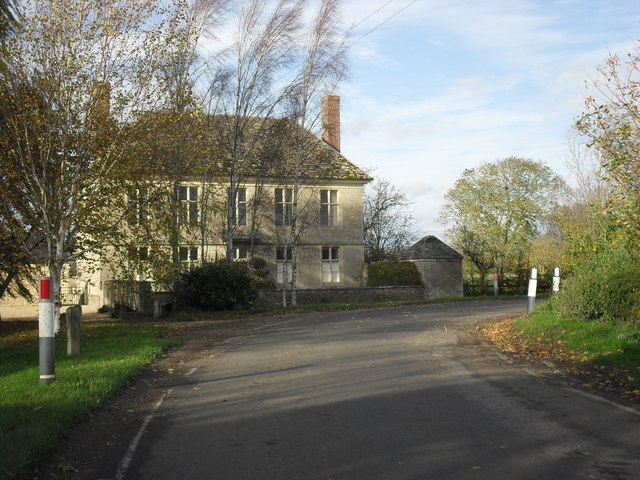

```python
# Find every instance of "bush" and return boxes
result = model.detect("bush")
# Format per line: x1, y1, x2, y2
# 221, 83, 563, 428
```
251, 256, 275, 289
174, 260, 258, 311
556, 244, 640, 325
367, 261, 423, 287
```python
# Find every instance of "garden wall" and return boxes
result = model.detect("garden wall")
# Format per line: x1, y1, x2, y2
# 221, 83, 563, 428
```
254, 286, 426, 307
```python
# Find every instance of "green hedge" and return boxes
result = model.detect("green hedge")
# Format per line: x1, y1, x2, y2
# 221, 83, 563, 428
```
555, 244, 640, 325
367, 261, 423, 287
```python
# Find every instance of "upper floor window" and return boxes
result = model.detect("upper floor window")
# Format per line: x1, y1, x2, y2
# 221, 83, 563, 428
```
322, 246, 340, 283
320, 189, 338, 226
276, 247, 292, 284
178, 185, 198, 226
275, 188, 293, 226
233, 188, 247, 226
128, 187, 147, 226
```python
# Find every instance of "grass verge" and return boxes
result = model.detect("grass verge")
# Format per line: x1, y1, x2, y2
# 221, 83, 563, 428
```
511, 310, 640, 395
0, 322, 178, 479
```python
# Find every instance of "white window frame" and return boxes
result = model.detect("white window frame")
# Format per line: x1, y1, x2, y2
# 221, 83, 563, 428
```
322, 246, 340, 283
232, 188, 247, 226
178, 185, 198, 226
275, 188, 293, 226
276, 248, 292, 284
235, 246, 248, 261
320, 189, 338, 227
128, 187, 147, 226
179, 246, 199, 268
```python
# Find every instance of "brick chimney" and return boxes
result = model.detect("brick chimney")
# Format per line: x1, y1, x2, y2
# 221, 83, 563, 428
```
321, 95, 340, 152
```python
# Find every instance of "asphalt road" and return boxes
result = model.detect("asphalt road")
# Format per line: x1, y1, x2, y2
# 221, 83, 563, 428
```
116, 300, 639, 480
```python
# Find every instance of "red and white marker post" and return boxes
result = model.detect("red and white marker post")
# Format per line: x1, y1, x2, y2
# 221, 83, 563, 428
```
39, 277, 56, 385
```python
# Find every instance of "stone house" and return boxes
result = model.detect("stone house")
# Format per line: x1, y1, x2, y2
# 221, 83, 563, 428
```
98, 96, 372, 299
0, 96, 373, 314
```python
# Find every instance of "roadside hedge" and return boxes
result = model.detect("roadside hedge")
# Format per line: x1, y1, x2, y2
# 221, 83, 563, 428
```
555, 244, 640, 325
367, 261, 423, 287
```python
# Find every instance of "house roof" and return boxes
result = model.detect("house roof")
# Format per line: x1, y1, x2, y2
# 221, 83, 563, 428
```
399, 236, 463, 260
138, 112, 372, 184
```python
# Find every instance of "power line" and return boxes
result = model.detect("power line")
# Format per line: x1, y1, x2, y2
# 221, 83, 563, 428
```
348, 0, 417, 47
351, 1, 393, 31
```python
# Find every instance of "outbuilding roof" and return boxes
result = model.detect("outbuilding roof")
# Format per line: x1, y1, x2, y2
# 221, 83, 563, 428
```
399, 235, 463, 260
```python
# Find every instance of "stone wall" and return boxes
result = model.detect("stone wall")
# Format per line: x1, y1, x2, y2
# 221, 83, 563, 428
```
254, 286, 426, 307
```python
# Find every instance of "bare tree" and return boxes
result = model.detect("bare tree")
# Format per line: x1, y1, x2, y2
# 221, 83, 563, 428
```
278, 0, 350, 305
364, 178, 417, 263
203, 0, 305, 264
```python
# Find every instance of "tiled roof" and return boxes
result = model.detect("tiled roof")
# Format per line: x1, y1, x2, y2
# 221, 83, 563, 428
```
142, 113, 371, 183
399, 236, 463, 260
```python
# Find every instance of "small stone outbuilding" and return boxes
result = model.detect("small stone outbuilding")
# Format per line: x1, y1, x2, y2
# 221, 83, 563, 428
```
399, 236, 463, 299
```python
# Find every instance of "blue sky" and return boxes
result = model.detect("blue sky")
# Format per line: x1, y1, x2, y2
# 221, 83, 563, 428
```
337, 0, 639, 238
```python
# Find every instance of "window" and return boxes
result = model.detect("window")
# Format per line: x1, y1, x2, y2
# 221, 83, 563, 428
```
179, 246, 199, 268
233, 188, 247, 226
235, 246, 248, 261
128, 187, 147, 226
320, 190, 338, 226
275, 188, 293, 226
322, 246, 340, 283
276, 248, 292, 284
128, 246, 149, 261
178, 185, 198, 226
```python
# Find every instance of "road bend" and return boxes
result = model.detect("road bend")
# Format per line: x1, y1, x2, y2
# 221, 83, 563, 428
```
116, 300, 639, 480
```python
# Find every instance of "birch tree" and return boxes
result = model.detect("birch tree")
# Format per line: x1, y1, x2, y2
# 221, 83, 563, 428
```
278, 0, 350, 305
203, 0, 304, 264
0, 0, 195, 321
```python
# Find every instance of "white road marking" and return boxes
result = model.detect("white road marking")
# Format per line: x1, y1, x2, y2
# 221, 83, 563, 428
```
113, 388, 174, 480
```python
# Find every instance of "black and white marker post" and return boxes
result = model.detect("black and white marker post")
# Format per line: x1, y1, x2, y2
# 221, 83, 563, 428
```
527, 267, 538, 314
552, 267, 560, 295
39, 277, 56, 385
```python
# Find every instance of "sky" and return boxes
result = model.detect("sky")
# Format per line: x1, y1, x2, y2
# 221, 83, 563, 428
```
336, 0, 640, 239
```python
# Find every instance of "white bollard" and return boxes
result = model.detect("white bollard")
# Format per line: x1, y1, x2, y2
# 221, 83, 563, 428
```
39, 277, 56, 385
527, 267, 538, 314
493, 273, 499, 297
552, 267, 560, 295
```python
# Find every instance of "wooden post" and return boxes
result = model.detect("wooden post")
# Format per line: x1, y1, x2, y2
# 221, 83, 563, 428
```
66, 305, 82, 356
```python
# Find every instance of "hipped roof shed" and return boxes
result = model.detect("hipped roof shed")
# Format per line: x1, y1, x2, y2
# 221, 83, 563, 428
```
399, 236, 462, 261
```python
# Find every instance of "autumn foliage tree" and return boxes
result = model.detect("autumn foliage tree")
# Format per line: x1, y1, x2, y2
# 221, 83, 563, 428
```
0, 0, 196, 318
576, 40, 640, 237
440, 157, 566, 293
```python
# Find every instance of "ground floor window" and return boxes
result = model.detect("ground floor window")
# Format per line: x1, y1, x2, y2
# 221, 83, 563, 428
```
276, 248, 292, 284
322, 246, 340, 283
179, 246, 199, 268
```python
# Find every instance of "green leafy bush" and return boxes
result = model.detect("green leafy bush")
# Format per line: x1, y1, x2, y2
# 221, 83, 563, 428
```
251, 256, 275, 289
174, 260, 258, 311
367, 261, 423, 287
556, 244, 640, 325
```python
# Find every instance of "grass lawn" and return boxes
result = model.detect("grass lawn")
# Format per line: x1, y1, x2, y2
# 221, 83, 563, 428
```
513, 310, 640, 390
0, 321, 178, 479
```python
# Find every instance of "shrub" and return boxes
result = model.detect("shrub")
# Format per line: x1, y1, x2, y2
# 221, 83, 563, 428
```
367, 261, 423, 287
174, 260, 258, 311
251, 256, 275, 289
555, 244, 640, 325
